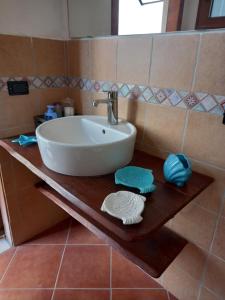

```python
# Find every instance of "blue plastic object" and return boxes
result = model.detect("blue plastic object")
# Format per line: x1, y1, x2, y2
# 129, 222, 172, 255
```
115, 166, 156, 194
11, 135, 37, 147
163, 153, 192, 187
44, 105, 57, 120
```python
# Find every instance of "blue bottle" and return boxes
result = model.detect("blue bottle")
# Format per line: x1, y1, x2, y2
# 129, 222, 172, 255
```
44, 105, 58, 121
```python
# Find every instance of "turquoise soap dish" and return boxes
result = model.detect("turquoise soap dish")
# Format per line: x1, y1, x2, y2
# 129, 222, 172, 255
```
115, 166, 156, 194
11, 135, 37, 147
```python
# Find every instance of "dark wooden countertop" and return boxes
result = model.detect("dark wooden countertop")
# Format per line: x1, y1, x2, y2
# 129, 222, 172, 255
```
0, 139, 213, 277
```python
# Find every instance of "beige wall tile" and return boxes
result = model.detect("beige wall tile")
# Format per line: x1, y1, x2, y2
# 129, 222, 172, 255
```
183, 111, 225, 169
117, 36, 152, 85
67, 40, 90, 78
0, 35, 34, 76
118, 97, 129, 120
162, 263, 200, 300
90, 39, 117, 81
125, 100, 147, 143
135, 142, 169, 160
0, 90, 39, 131
33, 38, 66, 76
170, 243, 206, 281
68, 88, 94, 115
212, 217, 225, 261
117, 97, 145, 144
191, 161, 225, 214
0, 124, 35, 139
194, 32, 225, 95
171, 202, 217, 250
204, 255, 225, 298
38, 88, 68, 114
143, 104, 187, 153
68, 88, 82, 114
150, 34, 199, 90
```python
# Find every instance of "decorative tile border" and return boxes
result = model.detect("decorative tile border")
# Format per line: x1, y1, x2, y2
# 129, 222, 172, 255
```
0, 76, 224, 116
68, 77, 225, 116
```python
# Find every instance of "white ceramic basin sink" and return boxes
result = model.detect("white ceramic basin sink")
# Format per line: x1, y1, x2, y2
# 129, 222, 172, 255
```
36, 116, 136, 176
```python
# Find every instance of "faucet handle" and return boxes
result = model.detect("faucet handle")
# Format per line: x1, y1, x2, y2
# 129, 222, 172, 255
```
103, 90, 118, 100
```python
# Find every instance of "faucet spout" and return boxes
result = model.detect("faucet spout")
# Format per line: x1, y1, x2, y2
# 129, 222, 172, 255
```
92, 91, 118, 125
92, 99, 109, 107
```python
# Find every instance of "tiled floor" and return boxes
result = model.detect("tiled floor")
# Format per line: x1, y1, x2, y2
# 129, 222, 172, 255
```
0, 219, 177, 300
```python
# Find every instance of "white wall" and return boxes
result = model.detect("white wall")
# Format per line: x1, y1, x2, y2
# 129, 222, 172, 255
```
0, 0, 68, 39
68, 0, 111, 37
181, 0, 199, 31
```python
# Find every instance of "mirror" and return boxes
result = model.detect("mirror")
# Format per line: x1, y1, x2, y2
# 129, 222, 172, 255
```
68, 0, 225, 38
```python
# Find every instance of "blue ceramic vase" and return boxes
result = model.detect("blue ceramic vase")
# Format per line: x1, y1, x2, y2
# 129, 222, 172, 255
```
163, 153, 192, 187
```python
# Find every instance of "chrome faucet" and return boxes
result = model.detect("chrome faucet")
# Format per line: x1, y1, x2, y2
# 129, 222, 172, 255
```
93, 91, 118, 125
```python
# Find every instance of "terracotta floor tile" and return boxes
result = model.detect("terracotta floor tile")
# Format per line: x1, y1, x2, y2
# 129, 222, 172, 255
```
0, 289, 53, 300
67, 220, 106, 244
112, 289, 168, 300
26, 219, 70, 244
0, 245, 63, 288
53, 289, 110, 300
0, 248, 16, 279
112, 250, 161, 288
57, 245, 110, 288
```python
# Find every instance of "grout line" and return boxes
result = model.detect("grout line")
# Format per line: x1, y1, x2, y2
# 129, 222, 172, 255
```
109, 246, 112, 300
191, 33, 202, 92
139, 97, 151, 148
87, 40, 91, 82
181, 109, 190, 152
115, 39, 118, 83
0, 248, 18, 283
70, 30, 225, 41
204, 286, 223, 300
50, 220, 72, 300
65, 0, 70, 40
196, 192, 225, 300
211, 252, 225, 264
0, 287, 166, 290
64, 39, 69, 81
105, 288, 165, 290
30, 37, 35, 76
25, 243, 107, 246
193, 202, 218, 216
148, 35, 154, 85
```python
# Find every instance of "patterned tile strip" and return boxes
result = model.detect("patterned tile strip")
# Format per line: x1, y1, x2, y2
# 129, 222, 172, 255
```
68, 77, 225, 116
0, 76, 224, 116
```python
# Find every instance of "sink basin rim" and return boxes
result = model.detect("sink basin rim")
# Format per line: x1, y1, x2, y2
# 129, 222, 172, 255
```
36, 115, 137, 149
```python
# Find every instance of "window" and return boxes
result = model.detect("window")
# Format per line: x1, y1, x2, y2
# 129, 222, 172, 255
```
118, 0, 164, 35
196, 0, 225, 29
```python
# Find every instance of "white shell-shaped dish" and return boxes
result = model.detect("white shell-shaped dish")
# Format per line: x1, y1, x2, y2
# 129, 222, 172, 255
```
101, 191, 146, 225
